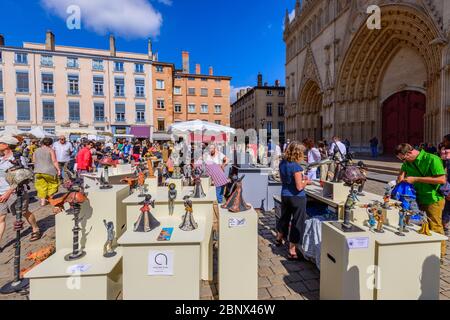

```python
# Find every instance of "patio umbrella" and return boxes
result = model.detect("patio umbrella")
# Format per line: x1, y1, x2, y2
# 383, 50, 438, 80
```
168, 120, 236, 135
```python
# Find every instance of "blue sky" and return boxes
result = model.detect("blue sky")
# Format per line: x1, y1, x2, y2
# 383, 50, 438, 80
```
0, 0, 295, 101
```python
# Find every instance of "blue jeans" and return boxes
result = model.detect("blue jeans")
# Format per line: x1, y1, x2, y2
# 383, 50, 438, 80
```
371, 146, 378, 158
216, 185, 226, 204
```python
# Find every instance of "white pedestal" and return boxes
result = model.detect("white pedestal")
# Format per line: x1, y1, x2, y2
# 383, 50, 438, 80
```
122, 187, 215, 281
56, 184, 129, 251
145, 177, 158, 194
218, 207, 258, 300
25, 248, 122, 300
118, 217, 205, 300
320, 221, 446, 300
322, 181, 350, 202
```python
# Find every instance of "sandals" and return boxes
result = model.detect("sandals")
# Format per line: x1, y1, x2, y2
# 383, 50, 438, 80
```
30, 231, 42, 242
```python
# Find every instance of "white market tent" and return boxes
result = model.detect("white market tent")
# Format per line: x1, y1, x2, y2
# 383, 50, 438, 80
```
168, 120, 236, 135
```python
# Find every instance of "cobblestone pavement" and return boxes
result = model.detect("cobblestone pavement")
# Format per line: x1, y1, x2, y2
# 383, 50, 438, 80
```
1, 181, 450, 300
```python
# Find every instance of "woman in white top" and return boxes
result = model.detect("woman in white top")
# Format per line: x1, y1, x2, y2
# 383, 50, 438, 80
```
303, 139, 321, 181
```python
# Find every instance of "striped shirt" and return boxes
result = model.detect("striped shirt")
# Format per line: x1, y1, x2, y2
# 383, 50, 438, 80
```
206, 164, 229, 187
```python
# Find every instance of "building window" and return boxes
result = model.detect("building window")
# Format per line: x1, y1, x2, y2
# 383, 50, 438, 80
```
135, 63, 144, 73
215, 79, 221, 83
214, 89, 222, 97
267, 121, 273, 132
135, 79, 145, 97
174, 104, 182, 113
266, 90, 273, 96
41, 73, 54, 94
200, 88, 208, 96
214, 105, 222, 114
93, 59, 104, 71
94, 102, 105, 122
278, 121, 285, 134
201, 78, 207, 82
201, 104, 208, 113
17, 99, 30, 121
41, 55, 53, 67
68, 75, 79, 95
188, 77, 195, 81
115, 61, 124, 72
174, 86, 181, 95
156, 65, 164, 73
188, 104, 196, 113
16, 72, 29, 93
136, 104, 145, 122
67, 57, 79, 68
18, 126, 31, 132
278, 90, 285, 97
215, 120, 221, 125
266, 103, 273, 117
188, 87, 196, 95
42, 100, 55, 122
157, 99, 165, 109
15, 53, 28, 64
157, 119, 165, 132
69, 101, 80, 121
93, 75, 104, 96
278, 103, 284, 116
0, 99, 4, 121
115, 103, 125, 122
0, 69, 2, 92
115, 77, 125, 97
95, 126, 105, 132
156, 79, 165, 90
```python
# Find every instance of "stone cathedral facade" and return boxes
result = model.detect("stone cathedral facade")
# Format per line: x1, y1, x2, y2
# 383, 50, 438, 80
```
284, 0, 450, 153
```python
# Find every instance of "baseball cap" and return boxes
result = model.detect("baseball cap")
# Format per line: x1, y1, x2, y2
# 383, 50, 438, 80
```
0, 135, 19, 145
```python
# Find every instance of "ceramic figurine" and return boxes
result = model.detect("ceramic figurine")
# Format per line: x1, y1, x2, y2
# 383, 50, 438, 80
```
173, 165, 183, 179
356, 161, 368, 196
99, 157, 117, 190
137, 170, 146, 197
221, 175, 251, 213
367, 207, 377, 231
146, 158, 155, 178
191, 168, 206, 198
168, 183, 177, 216
134, 195, 160, 233
183, 164, 192, 185
418, 211, 432, 236
179, 196, 198, 231
374, 209, 385, 233
103, 220, 116, 258
395, 209, 407, 237
405, 211, 413, 226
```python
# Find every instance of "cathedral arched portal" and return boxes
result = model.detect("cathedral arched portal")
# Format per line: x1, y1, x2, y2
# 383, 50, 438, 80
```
297, 79, 323, 143
335, 4, 442, 153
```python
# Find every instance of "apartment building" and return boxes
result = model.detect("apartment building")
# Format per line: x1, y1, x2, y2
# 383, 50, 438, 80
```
231, 74, 285, 143
0, 31, 155, 137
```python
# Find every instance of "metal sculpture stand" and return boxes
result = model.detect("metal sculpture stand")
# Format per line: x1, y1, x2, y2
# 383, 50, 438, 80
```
64, 203, 86, 261
0, 184, 29, 294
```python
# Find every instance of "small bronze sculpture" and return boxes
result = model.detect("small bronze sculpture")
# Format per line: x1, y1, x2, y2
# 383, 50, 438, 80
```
418, 211, 432, 236
180, 196, 198, 231
191, 168, 206, 198
395, 209, 407, 237
134, 195, 160, 233
367, 206, 377, 231
168, 183, 177, 216
103, 220, 117, 258
99, 157, 117, 190
221, 175, 251, 213
183, 164, 192, 185
137, 170, 147, 198
374, 209, 385, 233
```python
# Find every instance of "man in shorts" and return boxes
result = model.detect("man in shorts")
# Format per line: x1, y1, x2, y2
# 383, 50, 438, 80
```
0, 135, 41, 252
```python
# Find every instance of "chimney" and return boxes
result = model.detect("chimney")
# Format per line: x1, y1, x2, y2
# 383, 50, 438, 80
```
182, 51, 190, 74
275, 80, 280, 87
148, 39, 153, 58
257, 73, 263, 87
195, 64, 201, 75
45, 30, 55, 51
152, 53, 158, 61
0, 34, 4, 46
109, 35, 116, 57
209, 66, 213, 76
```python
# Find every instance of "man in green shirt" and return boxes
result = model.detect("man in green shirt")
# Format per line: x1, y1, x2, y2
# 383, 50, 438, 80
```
395, 143, 447, 259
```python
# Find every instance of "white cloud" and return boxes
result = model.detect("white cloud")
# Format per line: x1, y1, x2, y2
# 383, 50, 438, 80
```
289, 9, 295, 22
41, 0, 164, 39
230, 86, 252, 104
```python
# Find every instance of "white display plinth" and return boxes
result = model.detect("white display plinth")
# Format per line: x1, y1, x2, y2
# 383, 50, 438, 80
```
322, 181, 350, 202
55, 184, 129, 251
218, 206, 258, 300
25, 248, 122, 300
320, 221, 447, 300
145, 177, 158, 194
122, 186, 215, 281
118, 217, 205, 300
